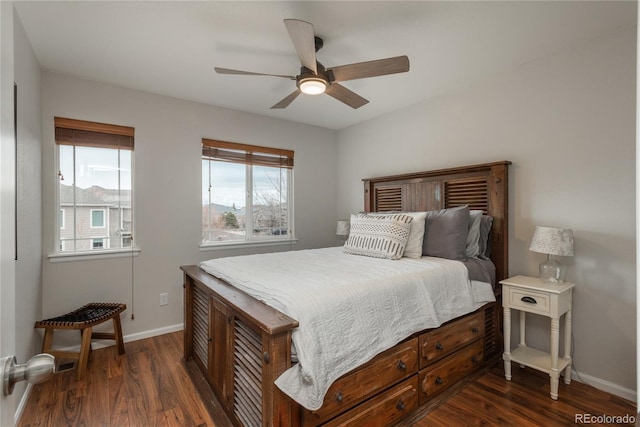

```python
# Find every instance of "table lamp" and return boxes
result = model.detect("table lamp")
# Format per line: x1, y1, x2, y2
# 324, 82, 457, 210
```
529, 226, 574, 283
336, 220, 350, 246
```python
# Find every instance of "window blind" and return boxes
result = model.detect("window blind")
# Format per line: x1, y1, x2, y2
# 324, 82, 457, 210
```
202, 138, 294, 168
54, 117, 134, 150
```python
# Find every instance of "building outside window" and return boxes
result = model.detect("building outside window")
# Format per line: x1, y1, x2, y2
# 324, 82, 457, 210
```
55, 117, 134, 253
202, 139, 294, 245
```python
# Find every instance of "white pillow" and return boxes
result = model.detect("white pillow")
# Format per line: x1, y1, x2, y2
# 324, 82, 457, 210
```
401, 212, 427, 259
465, 210, 484, 258
343, 213, 413, 260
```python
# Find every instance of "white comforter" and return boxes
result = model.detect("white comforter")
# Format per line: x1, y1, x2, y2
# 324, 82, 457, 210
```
199, 247, 495, 411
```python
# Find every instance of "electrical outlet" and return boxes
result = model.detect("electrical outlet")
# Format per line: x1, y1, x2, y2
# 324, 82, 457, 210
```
160, 293, 168, 306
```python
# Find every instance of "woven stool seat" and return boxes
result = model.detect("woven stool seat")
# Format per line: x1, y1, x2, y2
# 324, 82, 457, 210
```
36, 303, 126, 328
35, 303, 126, 380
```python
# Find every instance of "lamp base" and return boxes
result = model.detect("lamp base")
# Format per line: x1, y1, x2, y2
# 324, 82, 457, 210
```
539, 254, 565, 283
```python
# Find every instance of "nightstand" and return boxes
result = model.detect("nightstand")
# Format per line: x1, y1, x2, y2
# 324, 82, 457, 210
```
500, 275, 575, 400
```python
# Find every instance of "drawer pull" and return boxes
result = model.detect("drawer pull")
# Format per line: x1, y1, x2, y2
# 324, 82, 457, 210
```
471, 355, 480, 364
435, 376, 443, 385
521, 296, 537, 304
207, 337, 213, 342
435, 342, 443, 351
471, 327, 479, 334
396, 400, 406, 411
397, 360, 406, 371
335, 392, 343, 403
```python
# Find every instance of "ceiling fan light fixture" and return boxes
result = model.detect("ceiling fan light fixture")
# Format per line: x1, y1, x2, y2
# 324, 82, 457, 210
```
299, 78, 327, 95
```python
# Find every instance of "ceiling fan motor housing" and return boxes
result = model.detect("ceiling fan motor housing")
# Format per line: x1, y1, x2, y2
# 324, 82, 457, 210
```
298, 62, 333, 81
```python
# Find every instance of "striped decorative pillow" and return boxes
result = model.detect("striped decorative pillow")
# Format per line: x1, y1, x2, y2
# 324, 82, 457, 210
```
343, 213, 413, 260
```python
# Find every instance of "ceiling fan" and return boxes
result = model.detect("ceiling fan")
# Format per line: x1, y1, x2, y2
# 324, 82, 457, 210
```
215, 19, 410, 109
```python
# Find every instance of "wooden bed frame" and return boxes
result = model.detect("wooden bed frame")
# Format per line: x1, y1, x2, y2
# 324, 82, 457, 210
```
181, 160, 510, 426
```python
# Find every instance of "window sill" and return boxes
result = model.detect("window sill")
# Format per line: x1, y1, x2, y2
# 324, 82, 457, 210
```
200, 239, 298, 252
48, 248, 141, 263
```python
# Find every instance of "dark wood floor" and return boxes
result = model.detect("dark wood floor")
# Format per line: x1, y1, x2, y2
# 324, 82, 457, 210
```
19, 331, 636, 426
416, 364, 636, 426
19, 331, 214, 426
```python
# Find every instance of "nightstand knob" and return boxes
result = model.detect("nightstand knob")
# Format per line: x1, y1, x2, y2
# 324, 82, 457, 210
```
521, 296, 537, 304
335, 392, 343, 403
397, 360, 406, 371
396, 400, 406, 411
435, 376, 443, 385
471, 327, 479, 334
435, 342, 443, 351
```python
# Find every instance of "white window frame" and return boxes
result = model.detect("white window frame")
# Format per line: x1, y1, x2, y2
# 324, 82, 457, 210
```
60, 208, 65, 229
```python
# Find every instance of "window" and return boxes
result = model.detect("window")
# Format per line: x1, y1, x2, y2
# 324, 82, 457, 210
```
202, 139, 294, 245
92, 238, 105, 250
90, 209, 105, 228
55, 117, 134, 253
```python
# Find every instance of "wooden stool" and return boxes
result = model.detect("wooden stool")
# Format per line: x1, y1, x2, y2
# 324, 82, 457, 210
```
34, 303, 126, 380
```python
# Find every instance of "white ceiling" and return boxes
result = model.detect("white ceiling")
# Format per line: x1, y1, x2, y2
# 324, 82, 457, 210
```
14, 1, 636, 130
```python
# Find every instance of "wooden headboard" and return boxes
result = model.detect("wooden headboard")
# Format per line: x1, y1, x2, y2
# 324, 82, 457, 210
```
363, 161, 510, 282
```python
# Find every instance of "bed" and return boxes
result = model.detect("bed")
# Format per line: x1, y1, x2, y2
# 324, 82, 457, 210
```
181, 160, 510, 426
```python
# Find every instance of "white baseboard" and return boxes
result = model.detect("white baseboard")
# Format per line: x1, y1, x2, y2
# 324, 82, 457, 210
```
571, 368, 637, 402
122, 323, 184, 344
50, 323, 184, 352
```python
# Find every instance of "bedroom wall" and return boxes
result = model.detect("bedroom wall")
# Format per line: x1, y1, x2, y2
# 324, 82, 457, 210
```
40, 72, 338, 343
336, 24, 636, 397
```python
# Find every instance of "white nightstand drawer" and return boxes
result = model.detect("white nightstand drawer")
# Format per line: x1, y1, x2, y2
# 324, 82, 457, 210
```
506, 287, 550, 314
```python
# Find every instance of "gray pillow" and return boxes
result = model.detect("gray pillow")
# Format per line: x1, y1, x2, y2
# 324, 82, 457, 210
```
422, 205, 470, 260
465, 210, 484, 258
478, 215, 494, 260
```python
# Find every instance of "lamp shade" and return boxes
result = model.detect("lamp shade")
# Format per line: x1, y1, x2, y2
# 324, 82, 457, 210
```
336, 220, 350, 236
529, 226, 574, 256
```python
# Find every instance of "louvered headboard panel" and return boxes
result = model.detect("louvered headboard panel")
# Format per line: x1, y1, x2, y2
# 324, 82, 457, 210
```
374, 186, 402, 212
363, 161, 510, 281
445, 178, 489, 212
